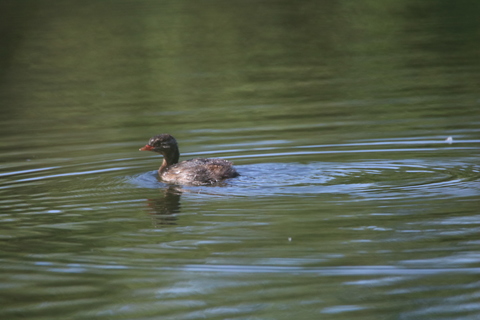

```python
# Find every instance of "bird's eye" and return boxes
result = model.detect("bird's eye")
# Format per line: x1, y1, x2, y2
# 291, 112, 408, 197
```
161, 142, 170, 148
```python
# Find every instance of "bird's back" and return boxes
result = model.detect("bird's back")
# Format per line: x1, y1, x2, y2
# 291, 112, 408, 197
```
161, 158, 239, 185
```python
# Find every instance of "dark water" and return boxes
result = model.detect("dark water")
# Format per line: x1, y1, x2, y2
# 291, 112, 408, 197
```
1, 1, 480, 319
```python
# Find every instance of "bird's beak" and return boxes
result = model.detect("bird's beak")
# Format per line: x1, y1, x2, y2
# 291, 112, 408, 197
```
139, 145, 154, 151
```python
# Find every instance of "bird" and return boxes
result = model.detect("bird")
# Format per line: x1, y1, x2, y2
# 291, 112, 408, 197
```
140, 134, 239, 186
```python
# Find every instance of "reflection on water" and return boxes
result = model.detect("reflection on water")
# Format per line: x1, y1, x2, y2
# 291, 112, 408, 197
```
146, 186, 181, 226
1, 0, 480, 319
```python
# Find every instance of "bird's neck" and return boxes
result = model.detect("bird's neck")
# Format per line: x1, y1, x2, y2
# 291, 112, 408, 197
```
159, 147, 180, 173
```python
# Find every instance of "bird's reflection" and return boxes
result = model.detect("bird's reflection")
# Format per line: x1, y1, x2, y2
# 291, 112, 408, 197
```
145, 186, 182, 226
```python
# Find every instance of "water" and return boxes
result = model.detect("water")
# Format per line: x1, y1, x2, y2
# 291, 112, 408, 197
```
1, 1, 480, 319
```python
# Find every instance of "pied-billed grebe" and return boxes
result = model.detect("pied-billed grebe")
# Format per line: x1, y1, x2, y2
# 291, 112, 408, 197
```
139, 134, 239, 185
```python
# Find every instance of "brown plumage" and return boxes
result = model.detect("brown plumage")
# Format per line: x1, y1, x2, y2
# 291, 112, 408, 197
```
139, 134, 239, 186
